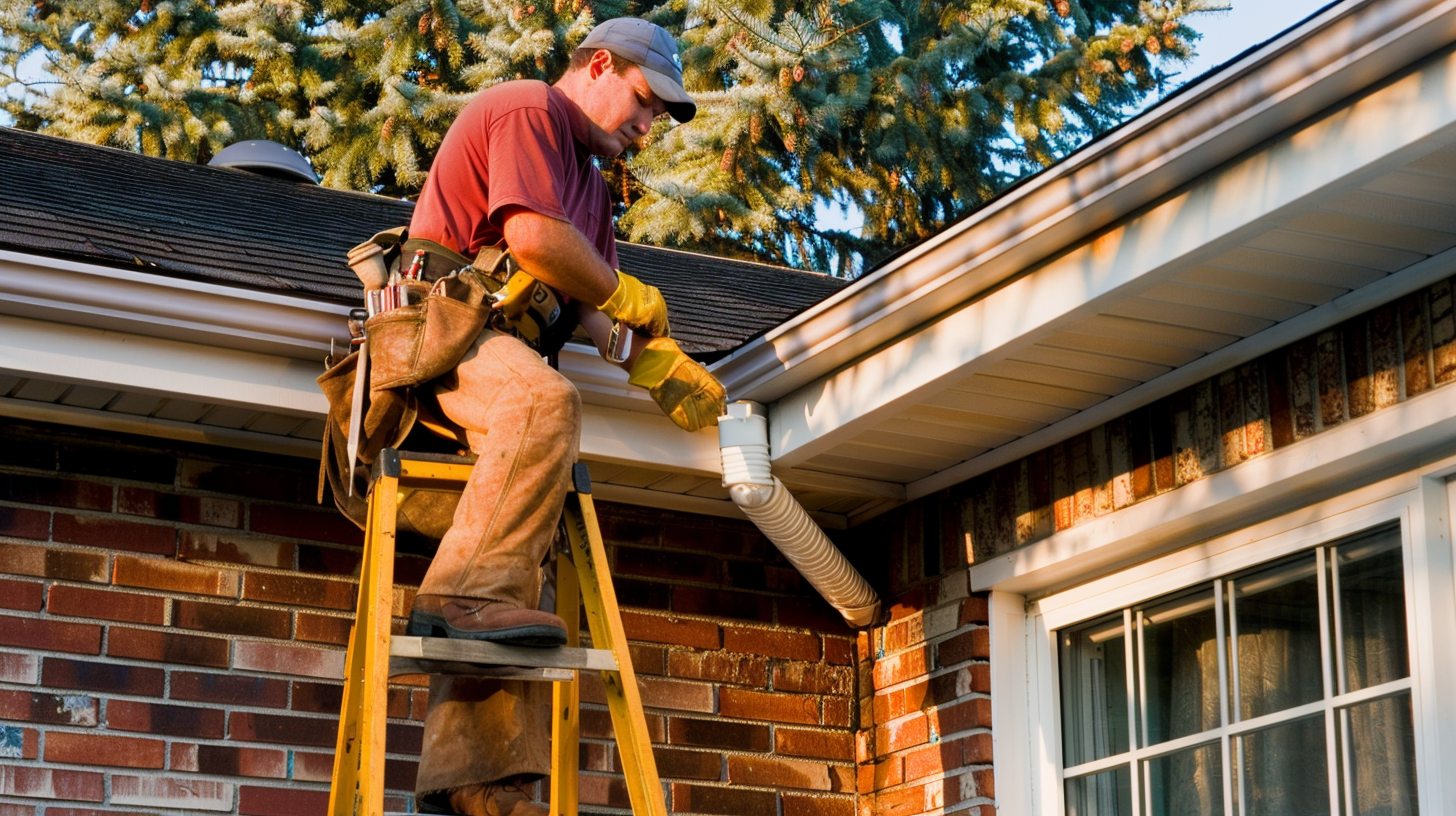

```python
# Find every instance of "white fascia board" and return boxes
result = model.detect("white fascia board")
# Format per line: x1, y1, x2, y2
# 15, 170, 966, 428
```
713, 0, 1456, 404
0, 312, 330, 415
967, 377, 1456, 597
768, 29, 1456, 471
0, 249, 353, 361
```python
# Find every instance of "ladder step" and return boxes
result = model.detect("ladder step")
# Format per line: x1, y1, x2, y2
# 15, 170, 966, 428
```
388, 636, 617, 678
388, 657, 575, 681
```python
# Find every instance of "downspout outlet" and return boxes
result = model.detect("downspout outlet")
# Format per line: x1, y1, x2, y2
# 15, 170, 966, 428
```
719, 401, 881, 628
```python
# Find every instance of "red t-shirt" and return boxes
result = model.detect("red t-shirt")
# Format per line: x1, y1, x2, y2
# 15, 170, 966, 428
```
410, 80, 619, 270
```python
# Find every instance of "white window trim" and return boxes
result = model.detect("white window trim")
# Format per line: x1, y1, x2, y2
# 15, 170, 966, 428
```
989, 459, 1456, 815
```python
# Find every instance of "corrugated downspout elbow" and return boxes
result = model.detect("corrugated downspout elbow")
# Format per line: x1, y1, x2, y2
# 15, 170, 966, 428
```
719, 401, 881, 628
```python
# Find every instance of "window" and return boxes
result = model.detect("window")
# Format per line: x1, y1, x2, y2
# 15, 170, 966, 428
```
1057, 524, 1417, 816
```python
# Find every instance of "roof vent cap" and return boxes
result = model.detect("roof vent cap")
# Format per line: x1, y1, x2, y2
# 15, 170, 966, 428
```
208, 140, 318, 184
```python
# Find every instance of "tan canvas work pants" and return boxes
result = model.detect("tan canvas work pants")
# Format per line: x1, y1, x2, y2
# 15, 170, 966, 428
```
414, 328, 581, 797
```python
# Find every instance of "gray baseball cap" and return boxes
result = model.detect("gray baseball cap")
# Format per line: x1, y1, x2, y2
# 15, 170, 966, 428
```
580, 18, 696, 122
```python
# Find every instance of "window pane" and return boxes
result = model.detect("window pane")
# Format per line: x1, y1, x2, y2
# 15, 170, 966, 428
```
1337, 530, 1409, 692
1061, 614, 1130, 766
1231, 553, 1323, 720
1147, 742, 1224, 816
1340, 693, 1418, 816
1238, 715, 1330, 816
1065, 766, 1132, 816
1141, 589, 1220, 744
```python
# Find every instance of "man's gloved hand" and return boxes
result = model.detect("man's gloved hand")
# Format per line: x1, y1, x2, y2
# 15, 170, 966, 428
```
628, 337, 726, 432
599, 271, 670, 338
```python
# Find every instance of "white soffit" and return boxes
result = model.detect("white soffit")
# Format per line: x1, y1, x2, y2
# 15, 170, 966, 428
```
761, 5, 1456, 507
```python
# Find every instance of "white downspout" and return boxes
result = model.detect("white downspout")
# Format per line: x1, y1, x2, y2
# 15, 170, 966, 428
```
718, 401, 882, 628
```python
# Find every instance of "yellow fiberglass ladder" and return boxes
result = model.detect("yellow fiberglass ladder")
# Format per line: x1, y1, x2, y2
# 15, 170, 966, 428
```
328, 449, 665, 816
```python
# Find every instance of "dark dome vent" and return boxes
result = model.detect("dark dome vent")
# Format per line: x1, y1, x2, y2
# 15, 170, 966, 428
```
208, 140, 318, 184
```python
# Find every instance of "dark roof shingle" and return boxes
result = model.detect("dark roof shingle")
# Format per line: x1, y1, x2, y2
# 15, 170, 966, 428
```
0, 126, 847, 356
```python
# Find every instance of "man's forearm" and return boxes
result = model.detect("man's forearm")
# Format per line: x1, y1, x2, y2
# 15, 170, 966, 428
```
501, 208, 618, 305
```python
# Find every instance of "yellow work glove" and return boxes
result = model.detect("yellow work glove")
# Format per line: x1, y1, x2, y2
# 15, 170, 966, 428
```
628, 337, 727, 433
599, 271, 670, 338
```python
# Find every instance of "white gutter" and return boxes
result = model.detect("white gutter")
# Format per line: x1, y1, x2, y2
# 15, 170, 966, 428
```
712, 0, 1456, 404
718, 401, 881, 627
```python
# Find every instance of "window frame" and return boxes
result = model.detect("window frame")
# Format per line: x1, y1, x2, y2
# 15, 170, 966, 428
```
987, 465, 1456, 816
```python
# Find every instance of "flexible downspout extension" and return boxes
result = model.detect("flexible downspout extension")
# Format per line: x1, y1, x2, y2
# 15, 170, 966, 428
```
719, 401, 881, 628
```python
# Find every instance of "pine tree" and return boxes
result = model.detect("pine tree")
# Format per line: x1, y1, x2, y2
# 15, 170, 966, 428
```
2, 0, 1223, 273
622, 0, 1225, 274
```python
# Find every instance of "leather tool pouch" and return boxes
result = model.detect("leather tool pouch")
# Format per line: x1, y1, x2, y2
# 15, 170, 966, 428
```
363, 270, 495, 391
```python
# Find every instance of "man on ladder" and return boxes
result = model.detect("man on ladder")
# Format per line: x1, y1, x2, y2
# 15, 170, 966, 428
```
395, 18, 725, 816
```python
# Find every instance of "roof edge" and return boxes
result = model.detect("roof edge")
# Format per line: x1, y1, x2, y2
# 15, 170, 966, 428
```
714, 0, 1456, 401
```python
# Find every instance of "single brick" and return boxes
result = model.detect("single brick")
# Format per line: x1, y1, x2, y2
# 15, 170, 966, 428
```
0, 651, 38, 684
638, 677, 715, 713
42, 658, 163, 697
0, 725, 38, 759
783, 793, 855, 816
233, 641, 345, 680
228, 711, 338, 747
295, 612, 352, 646
242, 572, 356, 611
249, 504, 361, 546
930, 697, 992, 736
0, 506, 49, 540
824, 637, 854, 666
719, 687, 819, 725
170, 671, 288, 708
0, 543, 106, 582
728, 755, 836, 791
46, 586, 165, 626
173, 600, 289, 639
620, 611, 720, 649
877, 712, 930, 754
238, 785, 330, 816
670, 783, 776, 815
0, 766, 103, 802
107, 626, 230, 668
872, 647, 930, 689
0, 578, 43, 612
178, 530, 294, 569
113, 555, 239, 597
385, 757, 419, 793
106, 699, 226, 739
960, 595, 989, 626
44, 732, 164, 769
655, 747, 722, 780
0, 801, 33, 816
110, 775, 233, 811
290, 681, 344, 714
52, 515, 174, 556
0, 615, 101, 655
295, 544, 362, 577
666, 650, 767, 688
628, 643, 666, 676
0, 474, 111, 512
776, 728, 854, 761
723, 626, 820, 661
0, 689, 97, 726
172, 743, 288, 778
288, 751, 334, 783
118, 487, 241, 528
667, 717, 770, 752
874, 782, 928, 816
823, 697, 851, 728
774, 662, 854, 696
580, 775, 632, 809
613, 577, 672, 611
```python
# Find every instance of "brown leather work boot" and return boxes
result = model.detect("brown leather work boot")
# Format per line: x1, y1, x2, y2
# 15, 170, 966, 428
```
407, 595, 567, 647
447, 777, 547, 816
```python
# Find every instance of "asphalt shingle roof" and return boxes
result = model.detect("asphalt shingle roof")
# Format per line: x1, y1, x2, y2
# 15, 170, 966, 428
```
0, 126, 847, 357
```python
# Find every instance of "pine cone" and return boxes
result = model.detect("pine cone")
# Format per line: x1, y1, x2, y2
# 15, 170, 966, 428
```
779, 67, 793, 89
750, 114, 763, 143
783, 132, 796, 152
1116, 56, 1131, 71
419, 12, 432, 35
792, 64, 804, 82
1162, 19, 1176, 33
1053, 0, 1070, 17
1120, 38, 1134, 53
381, 116, 396, 141
720, 146, 736, 173
437, 30, 450, 51
1145, 36, 1160, 55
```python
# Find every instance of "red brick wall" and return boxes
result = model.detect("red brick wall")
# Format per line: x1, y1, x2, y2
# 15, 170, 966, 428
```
849, 503, 994, 816
0, 421, 859, 815
958, 275, 1456, 560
